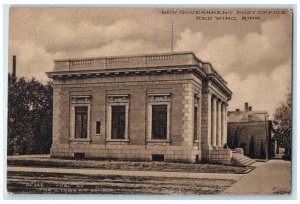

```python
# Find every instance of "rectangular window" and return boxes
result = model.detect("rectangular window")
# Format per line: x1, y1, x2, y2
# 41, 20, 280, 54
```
152, 105, 167, 139
194, 106, 198, 141
75, 106, 88, 139
152, 154, 164, 161
96, 121, 101, 135
111, 106, 125, 139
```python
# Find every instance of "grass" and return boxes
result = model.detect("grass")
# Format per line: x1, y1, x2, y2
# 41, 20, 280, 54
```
7, 171, 236, 194
7, 156, 255, 174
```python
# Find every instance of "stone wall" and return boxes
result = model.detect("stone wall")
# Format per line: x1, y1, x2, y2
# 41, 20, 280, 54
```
210, 149, 232, 165
51, 73, 202, 163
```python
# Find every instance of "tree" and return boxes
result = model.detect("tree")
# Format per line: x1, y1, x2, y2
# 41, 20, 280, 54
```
260, 139, 266, 159
228, 126, 239, 149
8, 74, 53, 155
272, 90, 292, 160
233, 127, 239, 148
249, 135, 255, 158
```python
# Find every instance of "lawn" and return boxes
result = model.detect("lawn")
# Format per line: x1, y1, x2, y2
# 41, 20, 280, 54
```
7, 171, 236, 195
7, 155, 254, 174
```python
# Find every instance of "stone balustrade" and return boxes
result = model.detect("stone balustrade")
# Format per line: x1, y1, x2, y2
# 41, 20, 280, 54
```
53, 52, 199, 72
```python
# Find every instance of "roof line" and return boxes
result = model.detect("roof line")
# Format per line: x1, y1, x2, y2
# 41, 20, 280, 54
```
54, 51, 199, 62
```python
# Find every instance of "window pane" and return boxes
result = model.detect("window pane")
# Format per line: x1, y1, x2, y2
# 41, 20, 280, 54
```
75, 114, 82, 138
152, 105, 167, 139
153, 105, 167, 112
82, 113, 87, 138
96, 121, 101, 134
118, 126, 125, 138
111, 127, 119, 139
75, 106, 88, 139
194, 106, 198, 141
111, 106, 125, 139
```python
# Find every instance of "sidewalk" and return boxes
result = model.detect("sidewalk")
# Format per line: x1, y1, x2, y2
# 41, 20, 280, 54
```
7, 166, 244, 180
222, 159, 291, 195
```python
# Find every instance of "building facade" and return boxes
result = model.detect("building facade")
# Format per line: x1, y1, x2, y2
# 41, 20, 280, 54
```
227, 103, 275, 160
47, 52, 232, 163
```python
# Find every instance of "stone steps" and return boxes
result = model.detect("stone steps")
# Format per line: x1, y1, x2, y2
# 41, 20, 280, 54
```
231, 152, 256, 167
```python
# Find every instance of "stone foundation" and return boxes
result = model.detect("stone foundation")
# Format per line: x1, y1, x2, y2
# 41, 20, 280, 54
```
51, 143, 200, 163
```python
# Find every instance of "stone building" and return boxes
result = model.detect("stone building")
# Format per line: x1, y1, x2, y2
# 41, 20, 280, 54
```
227, 103, 275, 160
47, 52, 232, 163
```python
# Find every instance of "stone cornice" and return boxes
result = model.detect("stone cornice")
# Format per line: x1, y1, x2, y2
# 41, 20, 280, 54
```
47, 65, 232, 98
205, 74, 232, 98
47, 65, 207, 80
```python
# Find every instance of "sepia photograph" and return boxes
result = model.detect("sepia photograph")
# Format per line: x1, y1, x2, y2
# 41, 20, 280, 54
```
5, 6, 293, 196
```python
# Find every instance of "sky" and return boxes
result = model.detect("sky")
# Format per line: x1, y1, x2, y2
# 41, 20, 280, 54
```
8, 8, 292, 117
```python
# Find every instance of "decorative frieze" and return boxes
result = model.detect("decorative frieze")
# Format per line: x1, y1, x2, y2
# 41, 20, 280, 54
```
71, 95, 92, 104
107, 94, 130, 103
147, 93, 171, 102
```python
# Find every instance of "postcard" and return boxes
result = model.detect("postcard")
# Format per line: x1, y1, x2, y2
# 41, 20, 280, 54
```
7, 7, 292, 195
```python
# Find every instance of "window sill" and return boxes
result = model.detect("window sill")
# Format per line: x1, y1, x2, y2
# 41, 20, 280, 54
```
70, 138, 91, 143
106, 139, 129, 142
146, 139, 171, 143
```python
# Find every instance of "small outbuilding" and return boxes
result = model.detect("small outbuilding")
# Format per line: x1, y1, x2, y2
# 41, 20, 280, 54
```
227, 103, 275, 160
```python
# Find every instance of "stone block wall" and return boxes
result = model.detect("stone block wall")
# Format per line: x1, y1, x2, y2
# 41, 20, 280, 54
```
51, 73, 202, 163
210, 149, 232, 165
51, 143, 200, 163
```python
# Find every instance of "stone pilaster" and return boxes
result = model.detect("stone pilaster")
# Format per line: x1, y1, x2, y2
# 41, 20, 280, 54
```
52, 87, 61, 146
182, 84, 194, 146
197, 94, 202, 151
221, 103, 225, 146
224, 104, 228, 145
201, 92, 212, 160
217, 100, 222, 148
211, 96, 217, 149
